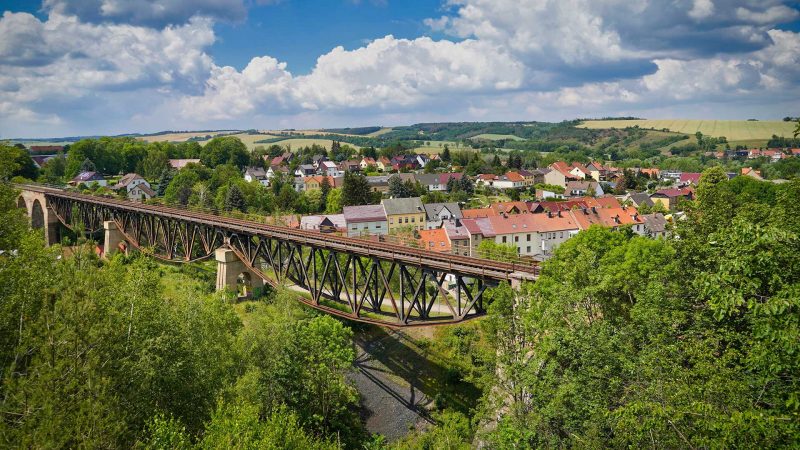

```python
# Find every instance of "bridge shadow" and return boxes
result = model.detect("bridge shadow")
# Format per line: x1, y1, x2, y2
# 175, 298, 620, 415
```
350, 323, 482, 437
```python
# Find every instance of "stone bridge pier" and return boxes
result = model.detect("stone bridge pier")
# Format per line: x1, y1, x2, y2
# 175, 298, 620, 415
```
215, 248, 264, 296
17, 190, 60, 245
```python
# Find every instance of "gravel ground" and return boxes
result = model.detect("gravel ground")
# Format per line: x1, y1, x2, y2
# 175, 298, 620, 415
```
348, 330, 435, 441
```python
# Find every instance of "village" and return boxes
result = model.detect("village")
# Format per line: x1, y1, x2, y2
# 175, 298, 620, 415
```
25, 141, 798, 263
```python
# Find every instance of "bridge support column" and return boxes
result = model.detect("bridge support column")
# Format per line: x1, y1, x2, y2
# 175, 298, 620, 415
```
215, 248, 263, 295
43, 206, 60, 246
103, 221, 124, 258
509, 271, 537, 290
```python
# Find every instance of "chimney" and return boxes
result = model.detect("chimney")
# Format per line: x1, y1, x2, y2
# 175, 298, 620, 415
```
591, 206, 597, 213
582, 207, 588, 215
547, 211, 552, 218
557, 210, 562, 217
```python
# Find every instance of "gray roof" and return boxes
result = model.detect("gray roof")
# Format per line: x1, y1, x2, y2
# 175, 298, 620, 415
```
642, 213, 667, 233
628, 192, 654, 208
245, 167, 267, 178
72, 171, 104, 182
414, 173, 440, 186
112, 173, 145, 189
343, 204, 387, 223
423, 202, 463, 221
382, 197, 424, 216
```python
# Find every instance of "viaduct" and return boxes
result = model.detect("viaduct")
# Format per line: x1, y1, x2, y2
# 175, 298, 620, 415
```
16, 184, 538, 327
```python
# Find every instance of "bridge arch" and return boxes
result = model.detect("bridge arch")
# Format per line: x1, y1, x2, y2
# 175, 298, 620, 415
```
31, 199, 45, 230
17, 196, 27, 211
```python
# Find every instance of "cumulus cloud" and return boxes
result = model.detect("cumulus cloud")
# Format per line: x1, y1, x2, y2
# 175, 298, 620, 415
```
1, 0, 799, 136
42, 0, 247, 27
178, 35, 524, 120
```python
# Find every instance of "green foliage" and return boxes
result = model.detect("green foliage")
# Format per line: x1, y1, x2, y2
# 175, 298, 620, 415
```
477, 240, 517, 262
200, 136, 249, 169
480, 177, 800, 447
0, 144, 38, 180
341, 172, 376, 206
224, 184, 247, 212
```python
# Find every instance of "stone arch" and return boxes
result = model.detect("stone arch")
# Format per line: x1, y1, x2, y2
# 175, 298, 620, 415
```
17, 196, 27, 211
237, 272, 253, 297
31, 199, 45, 230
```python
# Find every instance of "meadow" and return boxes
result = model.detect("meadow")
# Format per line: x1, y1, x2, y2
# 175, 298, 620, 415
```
470, 133, 525, 141
578, 119, 794, 141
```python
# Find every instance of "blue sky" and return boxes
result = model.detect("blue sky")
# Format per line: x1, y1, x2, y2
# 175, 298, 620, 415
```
1, 0, 799, 137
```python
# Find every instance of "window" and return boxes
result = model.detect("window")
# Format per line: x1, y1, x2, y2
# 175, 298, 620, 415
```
405, 217, 409, 224
527, 234, 531, 241
375, 224, 381, 228
514, 236, 519, 242
389, 219, 394, 224
440, 242, 445, 246
502, 236, 507, 243
411, 217, 415, 223
526, 246, 531, 253
559, 232, 563, 238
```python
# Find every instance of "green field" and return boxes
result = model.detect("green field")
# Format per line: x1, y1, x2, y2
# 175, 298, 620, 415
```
266, 138, 361, 150
409, 140, 463, 154
578, 119, 794, 141
470, 133, 525, 141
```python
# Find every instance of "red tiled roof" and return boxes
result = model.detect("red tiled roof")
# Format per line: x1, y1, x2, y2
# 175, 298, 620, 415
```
679, 172, 701, 184
418, 229, 451, 253
461, 208, 498, 219
505, 171, 525, 182
489, 201, 529, 215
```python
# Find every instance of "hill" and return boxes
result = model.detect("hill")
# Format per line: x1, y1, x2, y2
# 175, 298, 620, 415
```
577, 119, 794, 142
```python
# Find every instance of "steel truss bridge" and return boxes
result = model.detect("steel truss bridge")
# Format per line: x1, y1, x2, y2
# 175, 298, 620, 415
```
17, 185, 538, 327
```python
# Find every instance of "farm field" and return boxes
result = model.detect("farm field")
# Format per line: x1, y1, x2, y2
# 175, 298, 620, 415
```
409, 140, 463, 154
578, 119, 794, 141
261, 138, 360, 150
470, 133, 524, 141
366, 127, 394, 137
139, 131, 239, 143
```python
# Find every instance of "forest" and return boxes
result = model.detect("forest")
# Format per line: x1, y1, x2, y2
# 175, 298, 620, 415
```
2, 162, 798, 447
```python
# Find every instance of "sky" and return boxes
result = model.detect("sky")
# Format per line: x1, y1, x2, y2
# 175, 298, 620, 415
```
1, 0, 799, 138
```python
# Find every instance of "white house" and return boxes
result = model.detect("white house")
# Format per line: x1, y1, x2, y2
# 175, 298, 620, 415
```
321, 160, 342, 177
244, 167, 268, 186
111, 173, 155, 200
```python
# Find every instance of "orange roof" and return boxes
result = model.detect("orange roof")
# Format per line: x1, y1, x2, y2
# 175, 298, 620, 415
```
571, 163, 591, 176
640, 168, 660, 177
489, 201, 529, 215
505, 171, 525, 182
462, 208, 498, 218
487, 212, 579, 235
478, 173, 498, 180
569, 206, 644, 230
418, 228, 451, 253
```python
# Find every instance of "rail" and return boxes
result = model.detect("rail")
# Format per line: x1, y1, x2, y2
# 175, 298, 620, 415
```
17, 183, 539, 281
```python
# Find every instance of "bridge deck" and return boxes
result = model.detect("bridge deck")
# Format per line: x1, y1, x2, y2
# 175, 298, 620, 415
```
21, 185, 538, 281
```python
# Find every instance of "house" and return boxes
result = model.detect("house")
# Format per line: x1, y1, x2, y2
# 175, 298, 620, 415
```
791, 149, 800, 157
651, 188, 693, 210
294, 164, 316, 177
679, 172, 701, 186
661, 170, 682, 181
382, 197, 425, 232
443, 220, 471, 256
536, 189, 564, 200
423, 202, 463, 229
741, 167, 763, 180
169, 159, 201, 170
111, 173, 155, 200
543, 165, 572, 189
639, 168, 660, 179
69, 171, 107, 187
377, 156, 391, 172
570, 205, 647, 236
30, 155, 55, 168
517, 168, 541, 186
586, 162, 606, 181
641, 213, 668, 238
300, 214, 346, 233
265, 166, 288, 185
303, 176, 336, 191
311, 154, 327, 169
29, 145, 64, 153
485, 212, 580, 260
748, 149, 762, 159
343, 205, 388, 237
360, 157, 376, 170
365, 175, 391, 194
493, 172, 526, 189
565, 180, 603, 197
625, 192, 655, 209
244, 167, 268, 185
390, 155, 420, 171
416, 154, 430, 168
321, 160, 342, 177
762, 150, 785, 161
476, 174, 498, 187
418, 228, 451, 253
269, 155, 287, 167
339, 160, 361, 173
415, 173, 464, 191
549, 161, 588, 182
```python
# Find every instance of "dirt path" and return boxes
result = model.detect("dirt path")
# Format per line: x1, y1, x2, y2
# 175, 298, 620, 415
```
348, 328, 435, 441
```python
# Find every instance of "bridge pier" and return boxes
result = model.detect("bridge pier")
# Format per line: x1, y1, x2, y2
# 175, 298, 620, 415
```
509, 271, 537, 290
103, 221, 125, 258
215, 248, 263, 296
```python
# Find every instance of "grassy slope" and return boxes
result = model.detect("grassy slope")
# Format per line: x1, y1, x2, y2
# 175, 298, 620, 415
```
578, 119, 793, 141
470, 133, 525, 141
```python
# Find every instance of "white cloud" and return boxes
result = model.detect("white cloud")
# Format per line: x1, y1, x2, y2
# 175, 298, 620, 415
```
688, 0, 715, 20
42, 0, 247, 27
178, 35, 525, 121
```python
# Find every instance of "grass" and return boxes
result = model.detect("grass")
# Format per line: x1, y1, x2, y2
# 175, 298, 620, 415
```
265, 138, 362, 151
366, 127, 394, 137
470, 133, 524, 141
578, 119, 794, 141
410, 140, 464, 154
